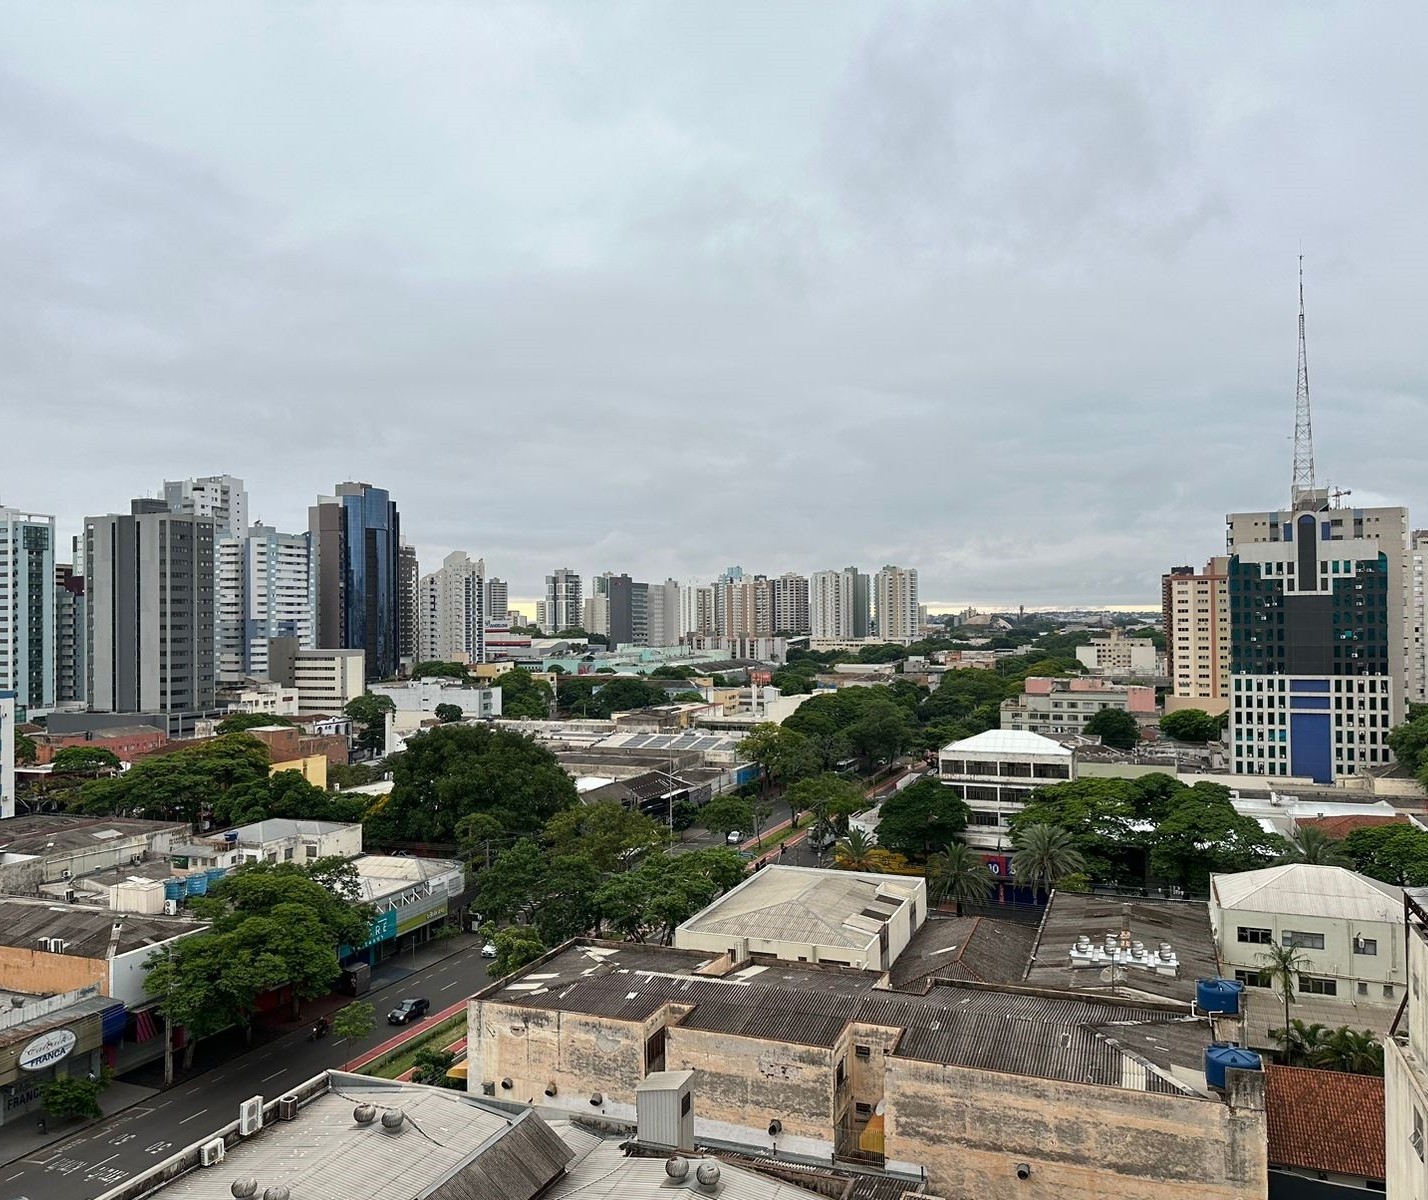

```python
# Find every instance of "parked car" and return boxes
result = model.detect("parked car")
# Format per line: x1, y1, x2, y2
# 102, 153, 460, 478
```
481, 942, 497, 959
726, 830, 743, 845
387, 997, 431, 1026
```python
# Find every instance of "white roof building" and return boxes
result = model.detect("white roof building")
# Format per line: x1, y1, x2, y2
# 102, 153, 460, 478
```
1213, 863, 1404, 926
937, 729, 1075, 855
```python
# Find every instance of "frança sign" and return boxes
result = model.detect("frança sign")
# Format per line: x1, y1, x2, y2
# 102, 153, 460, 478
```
18, 1029, 77, 1072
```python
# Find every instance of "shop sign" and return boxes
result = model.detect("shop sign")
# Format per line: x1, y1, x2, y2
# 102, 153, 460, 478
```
18, 1029, 77, 1072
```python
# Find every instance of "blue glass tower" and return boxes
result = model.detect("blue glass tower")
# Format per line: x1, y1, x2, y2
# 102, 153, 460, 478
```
311, 483, 401, 681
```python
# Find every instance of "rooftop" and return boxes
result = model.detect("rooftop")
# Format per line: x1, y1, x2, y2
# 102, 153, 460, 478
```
1212, 864, 1403, 924
0, 814, 189, 857
890, 914, 1039, 992
940, 729, 1072, 757
1023, 893, 1220, 1005
1266, 1065, 1385, 1180
1296, 813, 1411, 840
219, 818, 358, 844
351, 854, 461, 902
0, 897, 206, 956
675, 865, 921, 953
482, 940, 1214, 1095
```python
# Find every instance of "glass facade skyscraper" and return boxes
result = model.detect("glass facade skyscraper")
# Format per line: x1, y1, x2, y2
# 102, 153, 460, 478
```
311, 482, 401, 681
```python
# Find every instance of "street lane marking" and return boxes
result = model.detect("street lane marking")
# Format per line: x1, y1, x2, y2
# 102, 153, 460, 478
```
5, 1171, 23, 1180
178, 1109, 209, 1125
440, 981, 461, 991
261, 1070, 285, 1082
89, 1154, 119, 1169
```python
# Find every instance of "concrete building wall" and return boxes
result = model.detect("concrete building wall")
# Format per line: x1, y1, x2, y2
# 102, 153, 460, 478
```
269, 641, 365, 715
1164, 558, 1231, 713
417, 551, 485, 665
1385, 910, 1428, 1199
883, 1056, 1268, 1200
0, 947, 105, 997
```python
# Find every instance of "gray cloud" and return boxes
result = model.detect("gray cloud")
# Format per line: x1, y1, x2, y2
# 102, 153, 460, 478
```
1, 3, 1425, 608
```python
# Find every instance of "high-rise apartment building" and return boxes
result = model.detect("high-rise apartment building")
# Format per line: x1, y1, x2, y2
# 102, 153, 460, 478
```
534, 600, 552, 631
1412, 529, 1427, 704
645, 579, 681, 647
0, 691, 14, 820
678, 580, 715, 638
85, 499, 216, 713
54, 555, 86, 705
545, 569, 582, 633
771, 572, 810, 636
582, 594, 610, 639
213, 524, 315, 684
1162, 557, 1231, 715
398, 541, 419, 666
596, 573, 648, 646
810, 567, 870, 640
163, 475, 248, 537
0, 508, 56, 716
417, 551, 485, 665
484, 577, 509, 625
873, 565, 920, 643
310, 482, 402, 681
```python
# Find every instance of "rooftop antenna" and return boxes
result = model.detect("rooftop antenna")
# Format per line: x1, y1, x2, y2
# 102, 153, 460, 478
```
1291, 255, 1317, 510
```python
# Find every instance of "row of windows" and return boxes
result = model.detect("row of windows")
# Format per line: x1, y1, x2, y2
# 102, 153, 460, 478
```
1237, 927, 1378, 954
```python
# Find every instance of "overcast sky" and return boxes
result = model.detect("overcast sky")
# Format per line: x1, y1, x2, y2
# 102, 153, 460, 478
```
3, 4, 1425, 609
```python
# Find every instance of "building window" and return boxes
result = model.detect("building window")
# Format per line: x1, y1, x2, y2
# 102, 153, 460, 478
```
1237, 927, 1272, 945
1355, 938, 1378, 956
1233, 969, 1271, 989
1414, 1108, 1425, 1163
1358, 982, 1368, 997
1283, 931, 1325, 950
1385, 984, 1396, 1000
1298, 975, 1337, 996
854, 1045, 871, 1059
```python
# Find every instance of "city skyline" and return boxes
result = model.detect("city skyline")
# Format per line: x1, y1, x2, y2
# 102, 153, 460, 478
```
1, 6, 1425, 605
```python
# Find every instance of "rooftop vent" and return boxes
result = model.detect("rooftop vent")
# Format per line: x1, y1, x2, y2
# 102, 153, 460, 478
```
230, 1179, 258, 1198
353, 1104, 377, 1125
380, 1108, 405, 1131
695, 1161, 721, 1187
666, 1157, 690, 1180
262, 1188, 290, 1200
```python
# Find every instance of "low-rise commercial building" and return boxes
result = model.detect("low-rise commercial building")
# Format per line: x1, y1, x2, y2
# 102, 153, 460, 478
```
469, 939, 1269, 1199
1210, 863, 1404, 1039
1000, 676, 1156, 738
347, 854, 464, 960
369, 677, 501, 722
1076, 628, 1163, 677
0, 986, 126, 1128
673, 865, 925, 972
938, 729, 1074, 855
0, 814, 191, 895
267, 639, 365, 715
194, 819, 363, 867
28, 724, 170, 764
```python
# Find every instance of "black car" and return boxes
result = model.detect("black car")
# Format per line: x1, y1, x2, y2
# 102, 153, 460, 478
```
387, 997, 431, 1026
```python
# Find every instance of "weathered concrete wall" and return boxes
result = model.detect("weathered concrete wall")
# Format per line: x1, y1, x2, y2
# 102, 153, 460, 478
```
883, 1056, 1268, 1200
0, 947, 105, 997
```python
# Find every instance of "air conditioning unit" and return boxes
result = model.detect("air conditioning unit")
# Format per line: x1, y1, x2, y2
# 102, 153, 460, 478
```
277, 1095, 299, 1121
164, 899, 178, 916
200, 1139, 225, 1166
239, 1096, 263, 1136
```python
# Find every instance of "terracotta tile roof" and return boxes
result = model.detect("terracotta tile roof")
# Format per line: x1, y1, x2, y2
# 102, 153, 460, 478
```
1266, 1065, 1385, 1180
1297, 814, 1408, 841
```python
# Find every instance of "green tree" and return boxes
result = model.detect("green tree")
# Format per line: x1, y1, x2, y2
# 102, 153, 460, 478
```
593, 848, 746, 943
331, 1001, 376, 1042
1342, 824, 1428, 887
51, 745, 122, 775
411, 1046, 462, 1088
1258, 943, 1311, 1061
845, 702, 915, 766
700, 795, 754, 839
785, 774, 866, 832
41, 1072, 109, 1121
834, 828, 877, 871
499, 668, 554, 720
15, 732, 38, 765
874, 778, 971, 859
670, 799, 700, 836
1388, 711, 1428, 776
648, 665, 697, 680
1309, 1026, 1385, 1076
345, 693, 396, 756
1011, 824, 1085, 897
543, 802, 669, 873
1276, 826, 1351, 867
328, 761, 377, 791
583, 676, 669, 718
926, 842, 993, 916
434, 703, 464, 724
216, 712, 294, 735
1148, 785, 1286, 893
370, 723, 578, 844
1082, 707, 1140, 750
210, 768, 367, 828
1159, 708, 1222, 743
410, 661, 468, 680
74, 734, 270, 824
491, 925, 548, 976
474, 841, 550, 925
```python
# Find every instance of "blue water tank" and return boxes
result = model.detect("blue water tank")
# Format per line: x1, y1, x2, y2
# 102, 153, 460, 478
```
1204, 1043, 1262, 1089
186, 873, 208, 895
1196, 978, 1245, 1015
207, 867, 228, 885
163, 879, 183, 901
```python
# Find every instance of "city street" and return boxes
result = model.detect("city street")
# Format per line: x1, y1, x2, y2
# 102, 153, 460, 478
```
0, 940, 493, 1200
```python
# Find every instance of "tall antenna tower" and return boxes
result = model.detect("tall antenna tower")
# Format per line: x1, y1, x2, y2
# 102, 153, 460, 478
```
1291, 255, 1317, 509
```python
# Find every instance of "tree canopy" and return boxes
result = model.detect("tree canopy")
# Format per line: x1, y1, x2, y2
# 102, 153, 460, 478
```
434, 703, 464, 724
1388, 710, 1428, 789
1159, 708, 1222, 743
558, 675, 668, 718
370, 722, 578, 843
410, 661, 468, 679
1083, 707, 1140, 750
73, 734, 270, 824
345, 693, 395, 755
498, 668, 554, 720
873, 777, 970, 859
14, 731, 36, 765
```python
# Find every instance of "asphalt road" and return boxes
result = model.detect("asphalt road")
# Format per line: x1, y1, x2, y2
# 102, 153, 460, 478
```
3, 943, 493, 1200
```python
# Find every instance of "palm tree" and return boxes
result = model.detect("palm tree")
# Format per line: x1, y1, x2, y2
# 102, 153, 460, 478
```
1010, 824, 1085, 898
926, 842, 994, 917
1276, 825, 1351, 867
1271, 1018, 1331, 1066
835, 828, 877, 872
1257, 942, 1310, 1060
1310, 1027, 1385, 1076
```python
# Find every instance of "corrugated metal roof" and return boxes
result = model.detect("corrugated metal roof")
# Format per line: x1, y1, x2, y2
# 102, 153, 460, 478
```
1212, 864, 1403, 923
546, 1138, 830, 1199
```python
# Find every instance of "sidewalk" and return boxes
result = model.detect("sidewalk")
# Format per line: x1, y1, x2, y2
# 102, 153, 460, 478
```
0, 1079, 157, 1168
